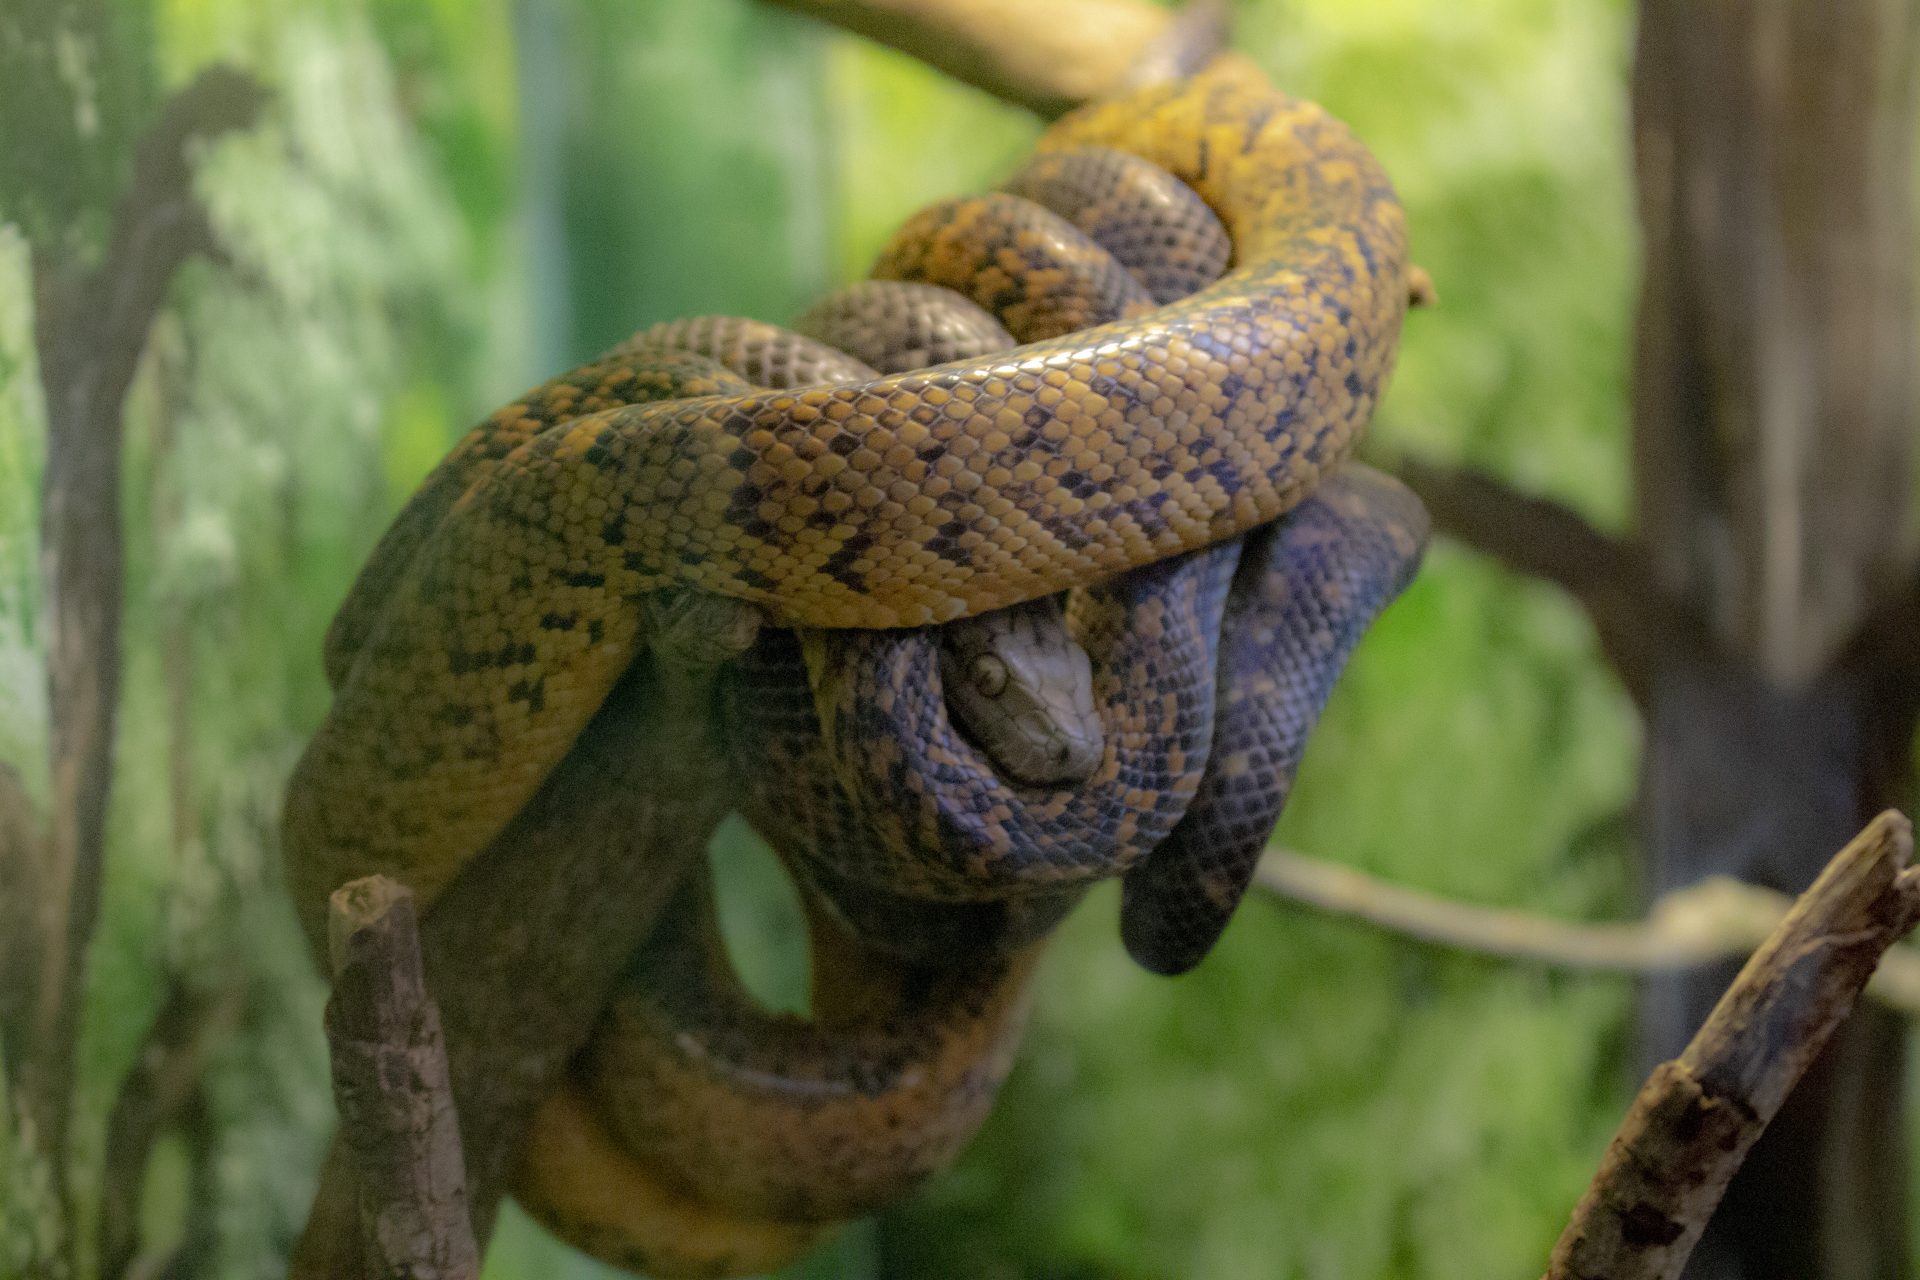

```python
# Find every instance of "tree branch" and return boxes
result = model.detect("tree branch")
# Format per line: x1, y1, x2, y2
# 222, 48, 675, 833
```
760, 0, 1226, 117
1392, 456, 1708, 704
324, 876, 480, 1280
97, 978, 244, 1280
1545, 810, 1920, 1279
1253, 848, 1920, 1015
1256, 850, 1768, 972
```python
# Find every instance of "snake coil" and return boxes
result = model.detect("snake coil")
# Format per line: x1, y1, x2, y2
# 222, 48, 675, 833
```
284, 57, 1424, 1275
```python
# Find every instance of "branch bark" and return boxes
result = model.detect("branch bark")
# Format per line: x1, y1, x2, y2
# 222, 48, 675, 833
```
292, 660, 731, 1274
322, 877, 480, 1279
1625, 8, 1920, 1270
760, 0, 1225, 116
0, 762, 45, 1077
1546, 811, 1920, 1280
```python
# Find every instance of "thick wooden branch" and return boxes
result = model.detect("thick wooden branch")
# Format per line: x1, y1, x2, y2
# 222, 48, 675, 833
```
760, 0, 1226, 116
1393, 457, 1707, 704
1545, 811, 1920, 1280
323, 876, 480, 1280
1623, 2, 1920, 1265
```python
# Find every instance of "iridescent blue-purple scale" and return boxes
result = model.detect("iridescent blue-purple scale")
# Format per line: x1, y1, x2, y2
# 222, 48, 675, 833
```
1119, 464, 1428, 975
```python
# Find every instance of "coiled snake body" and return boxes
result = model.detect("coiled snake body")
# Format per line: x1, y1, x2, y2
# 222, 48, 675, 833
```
285, 58, 1424, 1275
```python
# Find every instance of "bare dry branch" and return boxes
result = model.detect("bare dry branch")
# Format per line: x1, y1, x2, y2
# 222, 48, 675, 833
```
323, 876, 480, 1280
1545, 811, 1920, 1280
1256, 850, 1765, 971
1254, 847, 1920, 1016
760, 0, 1222, 116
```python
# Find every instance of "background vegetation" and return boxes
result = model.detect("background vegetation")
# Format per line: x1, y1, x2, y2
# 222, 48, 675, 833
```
0, 0, 1755, 1275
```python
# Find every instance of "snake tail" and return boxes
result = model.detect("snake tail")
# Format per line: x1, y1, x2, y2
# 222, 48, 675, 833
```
1120, 464, 1428, 975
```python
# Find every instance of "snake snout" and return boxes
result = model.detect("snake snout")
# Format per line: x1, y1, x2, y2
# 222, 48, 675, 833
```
980, 706, 1102, 788
1042, 720, 1104, 784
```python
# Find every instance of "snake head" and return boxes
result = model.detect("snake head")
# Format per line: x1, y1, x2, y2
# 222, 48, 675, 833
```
938, 598, 1104, 787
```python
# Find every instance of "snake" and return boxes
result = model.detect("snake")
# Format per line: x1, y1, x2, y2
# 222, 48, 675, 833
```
283, 57, 1420, 1275
601, 213, 1417, 1272
510, 472, 1423, 1275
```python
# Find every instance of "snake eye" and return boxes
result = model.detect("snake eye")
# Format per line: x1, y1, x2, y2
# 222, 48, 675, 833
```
970, 654, 1009, 697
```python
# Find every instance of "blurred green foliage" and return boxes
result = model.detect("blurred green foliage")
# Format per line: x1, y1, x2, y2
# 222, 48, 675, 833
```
0, 0, 156, 256
0, 0, 1674, 1276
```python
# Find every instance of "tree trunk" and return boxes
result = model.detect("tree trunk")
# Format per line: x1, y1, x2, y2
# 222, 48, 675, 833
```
1629, 0, 1919, 1273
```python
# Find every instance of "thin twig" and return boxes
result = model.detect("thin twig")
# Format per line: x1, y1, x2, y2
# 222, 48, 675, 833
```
1546, 811, 1920, 1279
324, 876, 480, 1280
1252, 848, 1920, 1015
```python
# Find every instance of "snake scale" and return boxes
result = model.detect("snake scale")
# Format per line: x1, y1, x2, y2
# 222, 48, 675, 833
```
284, 57, 1424, 1275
